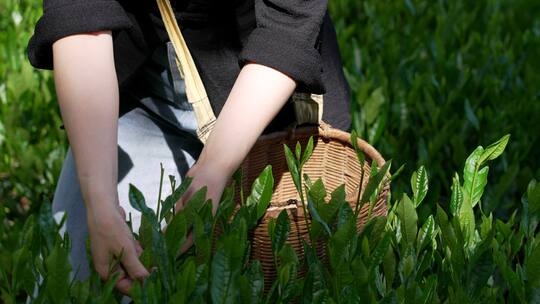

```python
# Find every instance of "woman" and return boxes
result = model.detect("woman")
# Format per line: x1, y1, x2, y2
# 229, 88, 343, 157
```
27, 0, 351, 294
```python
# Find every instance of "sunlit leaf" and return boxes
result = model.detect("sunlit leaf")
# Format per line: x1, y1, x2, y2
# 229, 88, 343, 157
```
450, 173, 463, 216
397, 194, 417, 244
245, 165, 274, 221
284, 144, 301, 194
301, 136, 314, 166
411, 166, 429, 207
479, 134, 510, 165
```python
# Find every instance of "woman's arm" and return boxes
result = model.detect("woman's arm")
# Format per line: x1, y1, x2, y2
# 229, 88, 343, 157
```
52, 31, 148, 293
177, 63, 296, 211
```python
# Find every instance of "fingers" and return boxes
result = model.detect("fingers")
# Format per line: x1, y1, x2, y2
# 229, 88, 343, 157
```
113, 267, 133, 295
135, 241, 143, 256
121, 245, 150, 281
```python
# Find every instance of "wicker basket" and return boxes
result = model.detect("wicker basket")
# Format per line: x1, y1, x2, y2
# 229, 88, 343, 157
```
236, 123, 390, 290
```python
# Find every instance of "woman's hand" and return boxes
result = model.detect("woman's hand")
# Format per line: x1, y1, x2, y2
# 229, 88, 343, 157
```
87, 203, 149, 294
175, 161, 229, 214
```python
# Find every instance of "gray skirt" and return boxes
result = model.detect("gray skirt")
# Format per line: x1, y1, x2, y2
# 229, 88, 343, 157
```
52, 42, 203, 280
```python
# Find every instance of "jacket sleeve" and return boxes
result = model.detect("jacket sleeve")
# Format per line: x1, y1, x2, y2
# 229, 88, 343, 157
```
238, 0, 328, 94
27, 0, 132, 70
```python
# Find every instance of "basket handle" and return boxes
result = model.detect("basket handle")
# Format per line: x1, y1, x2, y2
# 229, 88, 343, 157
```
156, 0, 216, 143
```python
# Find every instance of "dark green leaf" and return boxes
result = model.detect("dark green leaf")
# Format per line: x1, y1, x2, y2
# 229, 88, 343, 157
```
245, 261, 264, 303
527, 242, 540, 289
383, 245, 396, 287
351, 129, 366, 168
337, 201, 354, 229
528, 180, 540, 217
45, 241, 71, 303
129, 184, 152, 214
272, 210, 290, 255
164, 212, 187, 259
210, 240, 235, 304
370, 232, 392, 268
307, 195, 332, 238
359, 160, 392, 206
396, 194, 417, 244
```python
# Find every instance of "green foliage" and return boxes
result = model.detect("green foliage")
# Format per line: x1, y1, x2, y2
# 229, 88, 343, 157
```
329, 0, 540, 216
1, 0, 540, 302
2, 131, 540, 303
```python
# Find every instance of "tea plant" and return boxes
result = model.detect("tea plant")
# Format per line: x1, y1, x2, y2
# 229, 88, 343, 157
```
3, 134, 540, 303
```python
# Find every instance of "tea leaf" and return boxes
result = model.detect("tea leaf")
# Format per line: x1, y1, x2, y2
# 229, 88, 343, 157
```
44, 241, 71, 303
138, 215, 154, 257
397, 194, 418, 244
370, 232, 392, 268
411, 166, 428, 207
284, 144, 301, 194
164, 212, 187, 259
463, 147, 489, 208
307, 195, 332, 238
193, 210, 212, 263
337, 200, 354, 229
38, 199, 56, 252
301, 136, 314, 166
383, 245, 396, 288
210, 244, 235, 303
129, 184, 153, 215
245, 261, 264, 303
160, 176, 193, 222
272, 210, 290, 255
528, 180, 540, 217
450, 174, 463, 216
350, 129, 366, 168
458, 198, 475, 245
216, 185, 236, 229
183, 187, 208, 222
526, 243, 540, 289
417, 215, 435, 252
246, 165, 274, 221
479, 134, 510, 165
359, 160, 392, 206
307, 178, 327, 208
295, 141, 302, 161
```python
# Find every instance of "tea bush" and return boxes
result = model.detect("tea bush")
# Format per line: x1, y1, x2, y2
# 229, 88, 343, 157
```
2, 134, 540, 303
1, 0, 540, 302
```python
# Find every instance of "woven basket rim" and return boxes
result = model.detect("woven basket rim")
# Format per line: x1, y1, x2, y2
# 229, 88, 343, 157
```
257, 123, 386, 167
249, 122, 390, 212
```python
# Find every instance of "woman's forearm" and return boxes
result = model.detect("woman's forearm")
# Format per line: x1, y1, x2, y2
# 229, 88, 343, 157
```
196, 63, 296, 178
52, 31, 120, 210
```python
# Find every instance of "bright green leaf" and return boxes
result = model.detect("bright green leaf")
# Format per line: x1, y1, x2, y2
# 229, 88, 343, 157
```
411, 166, 429, 207
479, 134, 510, 165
